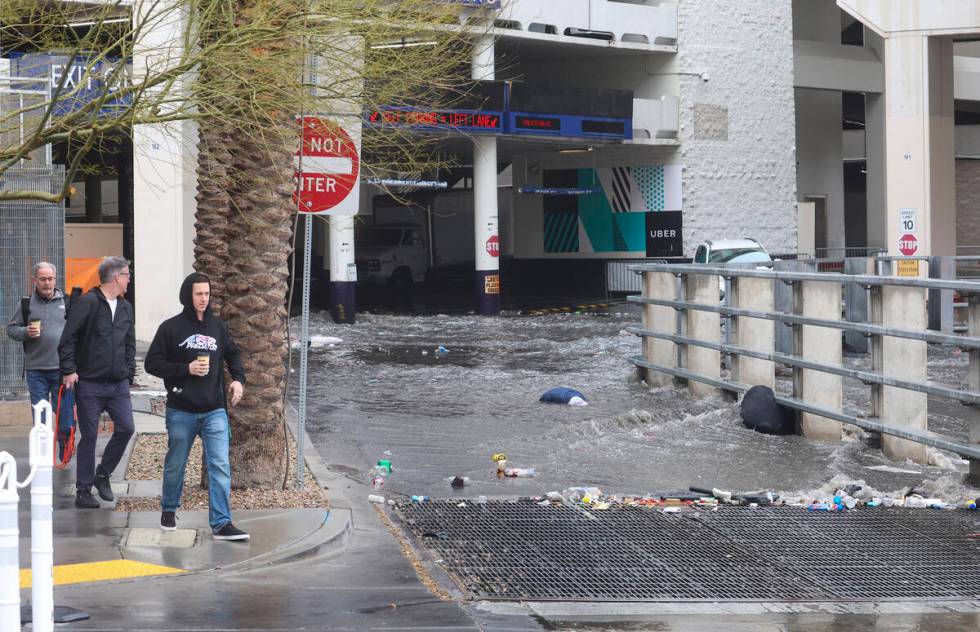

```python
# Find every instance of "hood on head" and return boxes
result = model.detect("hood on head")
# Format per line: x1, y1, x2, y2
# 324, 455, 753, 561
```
180, 272, 211, 310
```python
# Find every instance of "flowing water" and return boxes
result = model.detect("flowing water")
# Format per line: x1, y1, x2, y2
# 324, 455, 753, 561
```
293, 306, 978, 502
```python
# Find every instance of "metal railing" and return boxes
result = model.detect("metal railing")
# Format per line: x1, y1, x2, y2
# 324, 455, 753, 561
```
626, 262, 980, 482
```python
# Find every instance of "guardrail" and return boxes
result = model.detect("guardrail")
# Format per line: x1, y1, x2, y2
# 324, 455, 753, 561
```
626, 262, 980, 484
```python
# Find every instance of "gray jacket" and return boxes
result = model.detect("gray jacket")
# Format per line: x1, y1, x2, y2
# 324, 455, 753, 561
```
6, 288, 66, 371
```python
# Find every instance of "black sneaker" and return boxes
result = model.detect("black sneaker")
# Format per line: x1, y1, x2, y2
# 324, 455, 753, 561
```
160, 511, 177, 531
213, 523, 250, 541
94, 466, 114, 502
74, 490, 100, 509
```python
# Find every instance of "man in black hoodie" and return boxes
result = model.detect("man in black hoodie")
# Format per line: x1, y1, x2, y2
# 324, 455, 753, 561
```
145, 272, 249, 541
58, 256, 136, 509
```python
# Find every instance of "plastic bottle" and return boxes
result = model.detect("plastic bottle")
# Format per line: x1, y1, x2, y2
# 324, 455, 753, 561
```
370, 465, 388, 490
411, 495, 429, 503
503, 467, 536, 478
368, 494, 385, 504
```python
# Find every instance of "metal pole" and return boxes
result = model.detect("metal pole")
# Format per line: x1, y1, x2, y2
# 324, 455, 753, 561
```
296, 213, 312, 489
0, 452, 20, 631
30, 400, 54, 632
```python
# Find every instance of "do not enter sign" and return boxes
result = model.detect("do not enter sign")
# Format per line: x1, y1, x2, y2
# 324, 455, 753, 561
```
898, 233, 918, 256
294, 116, 361, 215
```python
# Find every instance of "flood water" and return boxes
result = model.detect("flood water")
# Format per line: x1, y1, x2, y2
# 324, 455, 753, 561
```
294, 306, 978, 502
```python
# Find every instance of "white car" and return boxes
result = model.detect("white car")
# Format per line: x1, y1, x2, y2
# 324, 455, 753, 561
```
693, 238, 772, 265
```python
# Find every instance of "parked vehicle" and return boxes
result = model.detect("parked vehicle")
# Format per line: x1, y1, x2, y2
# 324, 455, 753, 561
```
355, 224, 428, 291
693, 238, 772, 265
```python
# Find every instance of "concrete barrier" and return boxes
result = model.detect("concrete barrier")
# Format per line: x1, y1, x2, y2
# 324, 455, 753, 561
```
731, 276, 774, 389
796, 280, 843, 441
873, 286, 928, 463
641, 271, 676, 387
684, 273, 720, 397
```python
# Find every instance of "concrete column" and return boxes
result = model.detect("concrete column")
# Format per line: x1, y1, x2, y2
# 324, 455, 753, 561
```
844, 257, 873, 353
872, 285, 928, 463
472, 32, 499, 315
684, 273, 720, 397
927, 256, 954, 333
967, 296, 980, 484
884, 35, 956, 256
642, 271, 677, 387
132, 1, 197, 342
731, 276, 774, 389
84, 174, 102, 223
329, 215, 356, 324
795, 280, 843, 440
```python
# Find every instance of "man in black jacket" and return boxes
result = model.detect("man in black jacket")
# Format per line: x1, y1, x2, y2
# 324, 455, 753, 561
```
58, 256, 136, 509
144, 272, 249, 541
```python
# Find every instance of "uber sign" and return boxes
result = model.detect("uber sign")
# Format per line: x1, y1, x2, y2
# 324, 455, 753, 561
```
645, 211, 683, 258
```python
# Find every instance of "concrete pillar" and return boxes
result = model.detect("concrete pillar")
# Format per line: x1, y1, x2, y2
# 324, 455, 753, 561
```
927, 256, 954, 333
843, 257, 873, 353
472, 32, 499, 315
865, 31, 887, 251
329, 215, 356, 324
795, 280, 843, 440
872, 285, 928, 463
967, 296, 980, 484
884, 35, 956, 256
731, 276, 774, 389
683, 273, 720, 397
641, 271, 677, 387
132, 2, 197, 342
84, 174, 102, 223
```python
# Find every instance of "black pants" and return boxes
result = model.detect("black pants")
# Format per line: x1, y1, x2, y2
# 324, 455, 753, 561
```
75, 378, 134, 492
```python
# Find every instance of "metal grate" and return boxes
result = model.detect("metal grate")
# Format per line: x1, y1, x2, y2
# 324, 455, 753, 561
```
397, 501, 980, 602
0, 167, 66, 398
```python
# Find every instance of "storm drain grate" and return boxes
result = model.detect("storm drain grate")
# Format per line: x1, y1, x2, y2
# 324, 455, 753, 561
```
396, 501, 980, 602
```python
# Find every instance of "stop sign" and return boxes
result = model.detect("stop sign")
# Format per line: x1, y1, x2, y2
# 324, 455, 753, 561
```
898, 233, 918, 256
294, 116, 360, 214
485, 235, 499, 257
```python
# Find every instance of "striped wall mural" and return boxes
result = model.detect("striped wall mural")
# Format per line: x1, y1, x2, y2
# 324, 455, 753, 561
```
541, 165, 681, 255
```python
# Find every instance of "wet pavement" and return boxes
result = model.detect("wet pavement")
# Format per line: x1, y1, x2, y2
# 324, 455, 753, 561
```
296, 307, 979, 502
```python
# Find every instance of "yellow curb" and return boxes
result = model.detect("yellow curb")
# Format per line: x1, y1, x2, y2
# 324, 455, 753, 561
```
20, 559, 184, 588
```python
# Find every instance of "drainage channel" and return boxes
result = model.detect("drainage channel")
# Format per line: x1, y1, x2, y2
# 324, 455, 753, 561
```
395, 501, 980, 602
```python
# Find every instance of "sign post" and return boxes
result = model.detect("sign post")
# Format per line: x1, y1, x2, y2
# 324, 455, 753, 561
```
293, 116, 360, 488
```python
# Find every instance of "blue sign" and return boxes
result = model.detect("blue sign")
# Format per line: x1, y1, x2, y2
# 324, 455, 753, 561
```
11, 53, 132, 117
518, 186, 603, 196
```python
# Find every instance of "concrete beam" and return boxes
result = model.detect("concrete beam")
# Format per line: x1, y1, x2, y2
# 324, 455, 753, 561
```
732, 276, 775, 390
793, 40, 884, 93
684, 273, 720, 398
641, 271, 677, 387
796, 280, 843, 441
838, 0, 980, 38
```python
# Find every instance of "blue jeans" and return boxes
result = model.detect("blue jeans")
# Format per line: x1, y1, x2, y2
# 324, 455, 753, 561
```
162, 408, 233, 531
26, 369, 61, 423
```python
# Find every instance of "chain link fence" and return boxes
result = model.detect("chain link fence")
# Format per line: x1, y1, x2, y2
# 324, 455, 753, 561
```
0, 167, 66, 399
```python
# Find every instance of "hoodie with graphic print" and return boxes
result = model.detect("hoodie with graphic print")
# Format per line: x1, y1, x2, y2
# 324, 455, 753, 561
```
144, 273, 246, 413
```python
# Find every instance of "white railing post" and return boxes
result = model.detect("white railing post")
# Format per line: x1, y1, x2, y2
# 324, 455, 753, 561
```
30, 400, 54, 632
878, 286, 929, 463
642, 270, 678, 386
684, 272, 720, 397
731, 276, 775, 389
797, 280, 843, 440
0, 452, 21, 631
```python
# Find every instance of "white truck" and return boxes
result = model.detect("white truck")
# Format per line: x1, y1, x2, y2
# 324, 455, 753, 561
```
354, 223, 429, 291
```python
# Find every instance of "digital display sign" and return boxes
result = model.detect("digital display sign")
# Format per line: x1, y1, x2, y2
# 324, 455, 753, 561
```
367, 108, 502, 132
581, 119, 627, 136
513, 115, 562, 134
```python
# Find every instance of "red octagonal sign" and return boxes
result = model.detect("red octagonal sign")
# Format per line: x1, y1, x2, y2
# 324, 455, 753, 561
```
898, 233, 918, 256
485, 235, 499, 257
294, 116, 359, 214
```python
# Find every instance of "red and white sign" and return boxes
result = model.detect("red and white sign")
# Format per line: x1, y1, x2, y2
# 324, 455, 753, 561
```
898, 233, 918, 256
294, 116, 360, 215
485, 235, 499, 257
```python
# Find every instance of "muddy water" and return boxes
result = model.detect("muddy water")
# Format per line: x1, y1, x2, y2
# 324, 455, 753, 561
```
293, 307, 977, 501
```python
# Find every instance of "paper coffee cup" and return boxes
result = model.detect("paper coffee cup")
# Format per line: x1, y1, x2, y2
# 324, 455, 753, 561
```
197, 354, 210, 372
30, 319, 41, 333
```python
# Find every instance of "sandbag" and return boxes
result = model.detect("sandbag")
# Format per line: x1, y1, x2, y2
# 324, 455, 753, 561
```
740, 385, 795, 435
539, 387, 588, 407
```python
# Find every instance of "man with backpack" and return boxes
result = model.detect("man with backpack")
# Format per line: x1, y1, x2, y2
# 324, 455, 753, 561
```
58, 256, 136, 509
6, 262, 66, 415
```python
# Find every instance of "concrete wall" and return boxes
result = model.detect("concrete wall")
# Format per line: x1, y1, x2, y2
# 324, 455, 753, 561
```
676, 0, 798, 254
957, 159, 980, 250
796, 88, 846, 249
